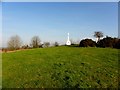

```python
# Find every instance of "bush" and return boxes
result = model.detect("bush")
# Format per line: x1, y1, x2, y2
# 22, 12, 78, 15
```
97, 36, 120, 49
43, 42, 50, 47
113, 38, 120, 49
79, 39, 96, 47
54, 42, 59, 47
22, 45, 29, 49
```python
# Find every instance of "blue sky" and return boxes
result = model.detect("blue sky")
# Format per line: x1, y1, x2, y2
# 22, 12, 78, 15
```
0, 2, 2, 48
2, 2, 118, 47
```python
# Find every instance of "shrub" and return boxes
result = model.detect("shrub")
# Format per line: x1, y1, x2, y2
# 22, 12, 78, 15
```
54, 42, 59, 47
22, 45, 29, 49
43, 42, 50, 47
79, 39, 96, 47
97, 36, 120, 49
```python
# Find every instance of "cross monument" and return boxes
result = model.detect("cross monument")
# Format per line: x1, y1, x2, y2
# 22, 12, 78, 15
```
66, 33, 71, 45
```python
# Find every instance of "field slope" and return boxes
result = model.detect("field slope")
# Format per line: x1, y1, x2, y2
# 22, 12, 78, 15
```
2, 46, 119, 88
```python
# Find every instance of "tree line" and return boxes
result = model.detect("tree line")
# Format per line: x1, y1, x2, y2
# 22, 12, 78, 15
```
2, 35, 59, 52
2, 31, 120, 52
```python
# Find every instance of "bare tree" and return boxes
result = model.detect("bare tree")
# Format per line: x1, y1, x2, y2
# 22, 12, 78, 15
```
7, 35, 22, 50
94, 31, 104, 42
31, 36, 41, 48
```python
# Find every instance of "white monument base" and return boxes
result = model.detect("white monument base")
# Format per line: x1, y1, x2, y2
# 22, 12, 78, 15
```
66, 41, 71, 45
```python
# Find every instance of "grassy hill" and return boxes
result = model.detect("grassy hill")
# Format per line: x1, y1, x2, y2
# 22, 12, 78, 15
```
2, 46, 119, 88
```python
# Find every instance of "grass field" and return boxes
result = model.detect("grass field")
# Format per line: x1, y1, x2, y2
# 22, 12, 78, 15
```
2, 46, 119, 88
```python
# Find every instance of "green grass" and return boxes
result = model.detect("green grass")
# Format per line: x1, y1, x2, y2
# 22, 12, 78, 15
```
2, 46, 119, 88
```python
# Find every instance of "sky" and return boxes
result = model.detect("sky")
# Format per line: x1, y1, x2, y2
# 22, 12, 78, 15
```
0, 2, 2, 48
2, 0, 119, 2
1, 2, 118, 47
